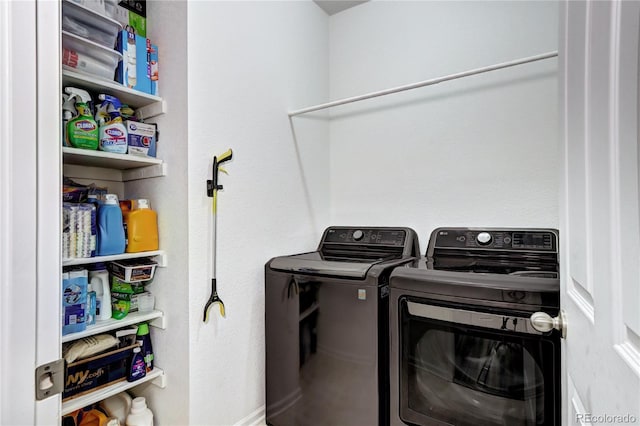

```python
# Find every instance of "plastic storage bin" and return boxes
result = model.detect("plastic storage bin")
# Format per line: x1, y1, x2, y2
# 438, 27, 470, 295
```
62, 31, 123, 81
62, 0, 122, 48
110, 258, 157, 283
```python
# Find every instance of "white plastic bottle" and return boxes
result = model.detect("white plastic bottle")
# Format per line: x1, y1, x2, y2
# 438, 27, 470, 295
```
90, 268, 112, 321
126, 397, 153, 426
101, 391, 132, 425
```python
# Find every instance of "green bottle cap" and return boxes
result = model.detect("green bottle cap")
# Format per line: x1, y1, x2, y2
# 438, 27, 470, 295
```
137, 323, 149, 335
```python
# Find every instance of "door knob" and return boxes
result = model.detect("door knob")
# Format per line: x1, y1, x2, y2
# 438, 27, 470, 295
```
530, 310, 567, 338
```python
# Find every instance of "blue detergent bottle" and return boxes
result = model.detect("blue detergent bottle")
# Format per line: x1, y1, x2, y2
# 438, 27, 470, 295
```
97, 194, 126, 256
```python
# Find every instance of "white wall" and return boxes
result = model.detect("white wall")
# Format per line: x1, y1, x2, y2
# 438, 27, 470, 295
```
125, 2, 191, 424
328, 1, 559, 250
187, 2, 329, 425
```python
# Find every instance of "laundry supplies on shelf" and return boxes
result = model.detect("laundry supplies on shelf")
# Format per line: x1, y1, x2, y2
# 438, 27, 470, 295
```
62, 269, 89, 335
128, 347, 146, 382
63, 202, 97, 259
135, 323, 154, 372
124, 199, 158, 253
125, 121, 156, 157
125, 397, 154, 426
97, 194, 126, 256
89, 265, 112, 321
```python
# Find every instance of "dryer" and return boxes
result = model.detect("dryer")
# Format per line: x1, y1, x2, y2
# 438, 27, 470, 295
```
265, 226, 419, 426
390, 227, 562, 426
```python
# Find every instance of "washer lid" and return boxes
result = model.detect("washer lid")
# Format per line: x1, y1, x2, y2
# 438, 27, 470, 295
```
269, 252, 383, 279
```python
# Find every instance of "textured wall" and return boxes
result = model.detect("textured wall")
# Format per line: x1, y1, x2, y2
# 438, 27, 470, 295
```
329, 1, 559, 250
187, 2, 330, 424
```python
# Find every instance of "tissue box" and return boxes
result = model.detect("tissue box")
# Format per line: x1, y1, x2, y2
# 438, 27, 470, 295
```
126, 120, 156, 157
116, 30, 158, 95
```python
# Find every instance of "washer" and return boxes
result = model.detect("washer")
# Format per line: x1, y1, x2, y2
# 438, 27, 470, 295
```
265, 226, 419, 426
390, 227, 561, 426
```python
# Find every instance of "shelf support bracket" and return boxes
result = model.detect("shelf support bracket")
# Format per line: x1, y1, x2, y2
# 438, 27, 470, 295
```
122, 163, 167, 181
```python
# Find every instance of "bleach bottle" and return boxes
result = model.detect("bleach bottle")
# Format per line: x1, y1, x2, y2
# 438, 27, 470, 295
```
97, 194, 126, 256
96, 94, 128, 154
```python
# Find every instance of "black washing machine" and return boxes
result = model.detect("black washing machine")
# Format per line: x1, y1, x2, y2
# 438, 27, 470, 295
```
265, 226, 419, 426
390, 228, 563, 426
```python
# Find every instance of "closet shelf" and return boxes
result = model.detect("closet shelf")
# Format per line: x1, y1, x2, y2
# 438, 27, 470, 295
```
62, 69, 163, 113
62, 310, 165, 343
61, 367, 165, 415
63, 250, 166, 267
63, 147, 163, 170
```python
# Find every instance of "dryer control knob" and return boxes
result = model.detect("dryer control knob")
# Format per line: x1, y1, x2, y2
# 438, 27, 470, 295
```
476, 232, 492, 245
352, 230, 364, 241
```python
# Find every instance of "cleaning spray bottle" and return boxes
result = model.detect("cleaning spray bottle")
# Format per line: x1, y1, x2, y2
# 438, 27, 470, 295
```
61, 93, 77, 145
65, 87, 99, 150
96, 94, 128, 154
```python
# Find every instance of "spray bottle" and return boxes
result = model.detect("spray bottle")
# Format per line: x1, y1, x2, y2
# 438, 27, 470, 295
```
96, 94, 128, 154
65, 87, 99, 150
61, 93, 77, 145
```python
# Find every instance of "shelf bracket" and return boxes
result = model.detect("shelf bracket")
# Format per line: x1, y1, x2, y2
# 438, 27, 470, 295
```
151, 369, 167, 388
122, 163, 167, 181
136, 100, 167, 121
155, 251, 168, 268
149, 314, 167, 330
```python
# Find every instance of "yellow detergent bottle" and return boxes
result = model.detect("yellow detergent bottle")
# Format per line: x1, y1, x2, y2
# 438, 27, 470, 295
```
125, 199, 159, 253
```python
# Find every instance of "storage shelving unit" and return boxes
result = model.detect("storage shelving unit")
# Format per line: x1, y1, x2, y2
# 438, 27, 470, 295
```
61, 5, 168, 412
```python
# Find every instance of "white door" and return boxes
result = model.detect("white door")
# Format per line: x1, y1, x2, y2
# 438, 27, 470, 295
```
561, 1, 640, 425
0, 0, 61, 424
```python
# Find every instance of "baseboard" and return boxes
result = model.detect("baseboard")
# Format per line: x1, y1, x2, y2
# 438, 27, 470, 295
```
233, 405, 266, 426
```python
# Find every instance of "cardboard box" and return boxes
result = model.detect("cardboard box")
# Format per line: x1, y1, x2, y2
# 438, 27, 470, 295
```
113, 2, 146, 37
110, 258, 157, 282
126, 120, 156, 157
62, 270, 88, 336
116, 30, 158, 96
63, 343, 137, 400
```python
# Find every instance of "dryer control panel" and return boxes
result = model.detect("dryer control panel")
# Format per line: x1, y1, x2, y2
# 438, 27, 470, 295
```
432, 228, 558, 253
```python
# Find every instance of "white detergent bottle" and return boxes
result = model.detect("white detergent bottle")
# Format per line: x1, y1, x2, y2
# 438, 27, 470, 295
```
90, 267, 111, 321
126, 397, 153, 426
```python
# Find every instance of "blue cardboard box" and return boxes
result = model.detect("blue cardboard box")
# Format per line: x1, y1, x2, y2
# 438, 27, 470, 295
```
116, 30, 158, 96
62, 270, 88, 336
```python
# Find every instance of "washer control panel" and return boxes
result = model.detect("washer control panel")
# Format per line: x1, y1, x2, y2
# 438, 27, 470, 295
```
324, 228, 407, 246
433, 228, 557, 252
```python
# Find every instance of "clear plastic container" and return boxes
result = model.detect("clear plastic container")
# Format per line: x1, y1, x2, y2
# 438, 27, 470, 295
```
62, 0, 122, 48
62, 31, 123, 81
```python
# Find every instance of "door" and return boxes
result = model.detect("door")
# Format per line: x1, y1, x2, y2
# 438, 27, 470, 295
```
0, 0, 61, 423
396, 297, 560, 426
561, 1, 640, 425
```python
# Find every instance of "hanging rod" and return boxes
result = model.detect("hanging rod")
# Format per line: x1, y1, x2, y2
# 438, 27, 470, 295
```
289, 50, 558, 117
